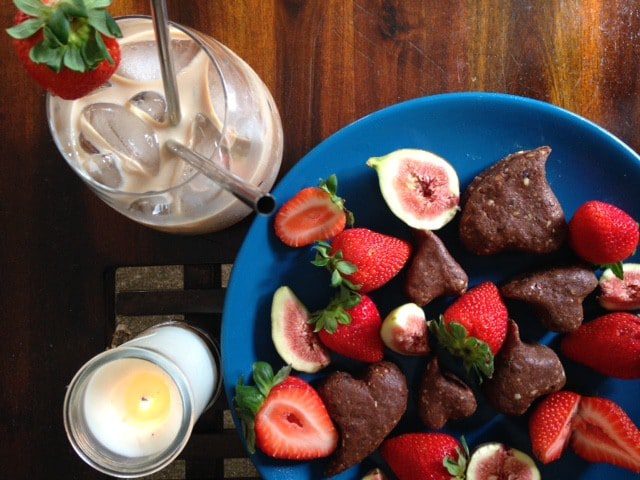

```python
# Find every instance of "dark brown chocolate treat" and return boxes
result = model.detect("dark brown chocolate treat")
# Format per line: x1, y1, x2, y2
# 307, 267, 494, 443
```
459, 146, 567, 255
501, 266, 597, 332
405, 230, 468, 306
317, 362, 408, 477
418, 357, 477, 429
483, 320, 565, 416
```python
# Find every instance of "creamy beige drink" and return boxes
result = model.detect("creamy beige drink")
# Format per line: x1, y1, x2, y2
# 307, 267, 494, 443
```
48, 17, 283, 233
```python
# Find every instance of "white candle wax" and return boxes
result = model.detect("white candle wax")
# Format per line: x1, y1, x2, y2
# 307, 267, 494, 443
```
83, 358, 183, 457
123, 325, 217, 417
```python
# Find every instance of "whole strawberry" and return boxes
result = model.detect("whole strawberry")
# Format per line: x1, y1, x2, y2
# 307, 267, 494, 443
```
561, 312, 640, 379
529, 391, 581, 464
569, 201, 639, 277
313, 228, 412, 293
7, 0, 122, 100
431, 282, 509, 379
310, 288, 384, 362
381, 433, 468, 480
234, 362, 338, 460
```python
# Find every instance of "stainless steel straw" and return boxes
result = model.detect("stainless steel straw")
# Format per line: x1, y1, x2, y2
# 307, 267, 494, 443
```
166, 140, 276, 215
150, 0, 181, 125
149, 0, 277, 215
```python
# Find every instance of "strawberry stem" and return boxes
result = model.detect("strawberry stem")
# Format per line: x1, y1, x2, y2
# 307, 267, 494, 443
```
443, 435, 469, 479
430, 316, 495, 381
318, 174, 355, 226
311, 241, 361, 291
7, 0, 122, 73
234, 362, 291, 454
308, 285, 361, 334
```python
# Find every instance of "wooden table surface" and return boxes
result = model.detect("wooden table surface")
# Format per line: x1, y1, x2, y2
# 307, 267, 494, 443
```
1, 1, 639, 478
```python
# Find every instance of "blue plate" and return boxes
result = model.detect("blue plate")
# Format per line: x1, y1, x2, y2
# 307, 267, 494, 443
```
222, 93, 640, 479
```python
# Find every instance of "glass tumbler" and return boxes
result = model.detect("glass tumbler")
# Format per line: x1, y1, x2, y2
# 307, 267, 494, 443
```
47, 16, 283, 234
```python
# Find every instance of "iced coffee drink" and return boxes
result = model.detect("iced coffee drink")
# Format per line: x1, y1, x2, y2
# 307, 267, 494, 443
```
47, 16, 283, 234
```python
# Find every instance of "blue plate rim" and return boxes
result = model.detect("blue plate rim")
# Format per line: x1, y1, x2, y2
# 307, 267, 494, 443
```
220, 91, 640, 476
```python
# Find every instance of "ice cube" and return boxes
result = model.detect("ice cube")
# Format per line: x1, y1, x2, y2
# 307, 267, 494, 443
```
83, 153, 123, 188
189, 113, 220, 159
80, 103, 160, 176
128, 91, 167, 124
179, 178, 223, 216
117, 40, 200, 82
79, 133, 99, 154
129, 195, 172, 216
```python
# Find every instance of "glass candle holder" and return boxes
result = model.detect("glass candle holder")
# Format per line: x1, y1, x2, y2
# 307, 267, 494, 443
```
64, 322, 221, 477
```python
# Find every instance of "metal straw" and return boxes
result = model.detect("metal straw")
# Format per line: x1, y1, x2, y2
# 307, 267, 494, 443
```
150, 0, 181, 125
165, 140, 276, 215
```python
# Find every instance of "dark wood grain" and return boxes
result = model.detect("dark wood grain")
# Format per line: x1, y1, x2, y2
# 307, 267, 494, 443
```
1, 1, 639, 478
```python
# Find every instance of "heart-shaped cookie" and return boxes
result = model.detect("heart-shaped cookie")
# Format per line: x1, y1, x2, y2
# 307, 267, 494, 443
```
483, 320, 566, 415
405, 230, 468, 306
459, 146, 567, 255
501, 266, 597, 332
418, 357, 477, 429
317, 361, 408, 476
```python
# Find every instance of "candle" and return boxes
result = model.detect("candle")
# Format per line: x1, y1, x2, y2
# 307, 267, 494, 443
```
64, 322, 220, 477
84, 358, 183, 457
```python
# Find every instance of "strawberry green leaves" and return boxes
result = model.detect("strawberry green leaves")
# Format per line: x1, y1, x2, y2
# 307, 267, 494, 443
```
601, 262, 625, 280
234, 362, 291, 454
312, 241, 360, 291
309, 286, 361, 334
6, 18, 44, 39
430, 316, 495, 381
319, 174, 355, 227
6, 0, 122, 72
443, 436, 469, 480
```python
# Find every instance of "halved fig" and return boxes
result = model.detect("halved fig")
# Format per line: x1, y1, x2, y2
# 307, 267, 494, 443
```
271, 286, 331, 373
367, 149, 460, 230
467, 443, 540, 480
380, 303, 429, 356
599, 263, 640, 311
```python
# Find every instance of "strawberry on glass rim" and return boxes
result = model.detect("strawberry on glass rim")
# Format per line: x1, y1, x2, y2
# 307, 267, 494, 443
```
7, 0, 122, 100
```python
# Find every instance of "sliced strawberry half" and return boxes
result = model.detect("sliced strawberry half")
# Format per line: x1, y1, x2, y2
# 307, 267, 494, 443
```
529, 391, 581, 464
234, 362, 338, 460
571, 396, 640, 473
274, 175, 354, 247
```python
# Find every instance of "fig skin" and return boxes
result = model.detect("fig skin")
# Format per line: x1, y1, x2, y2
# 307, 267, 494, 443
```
380, 303, 430, 356
467, 443, 540, 480
483, 320, 565, 416
271, 286, 331, 373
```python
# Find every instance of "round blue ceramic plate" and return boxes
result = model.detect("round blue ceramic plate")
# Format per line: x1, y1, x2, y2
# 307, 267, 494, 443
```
222, 93, 640, 480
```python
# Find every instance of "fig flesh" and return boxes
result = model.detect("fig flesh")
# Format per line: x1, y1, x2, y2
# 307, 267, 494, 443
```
367, 149, 460, 230
380, 303, 430, 356
467, 443, 540, 480
271, 286, 331, 373
599, 263, 640, 311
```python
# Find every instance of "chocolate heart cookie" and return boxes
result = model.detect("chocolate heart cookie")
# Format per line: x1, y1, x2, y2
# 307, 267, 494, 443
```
501, 266, 597, 332
483, 320, 565, 415
459, 146, 567, 255
405, 230, 468, 306
317, 361, 408, 476
418, 357, 476, 429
